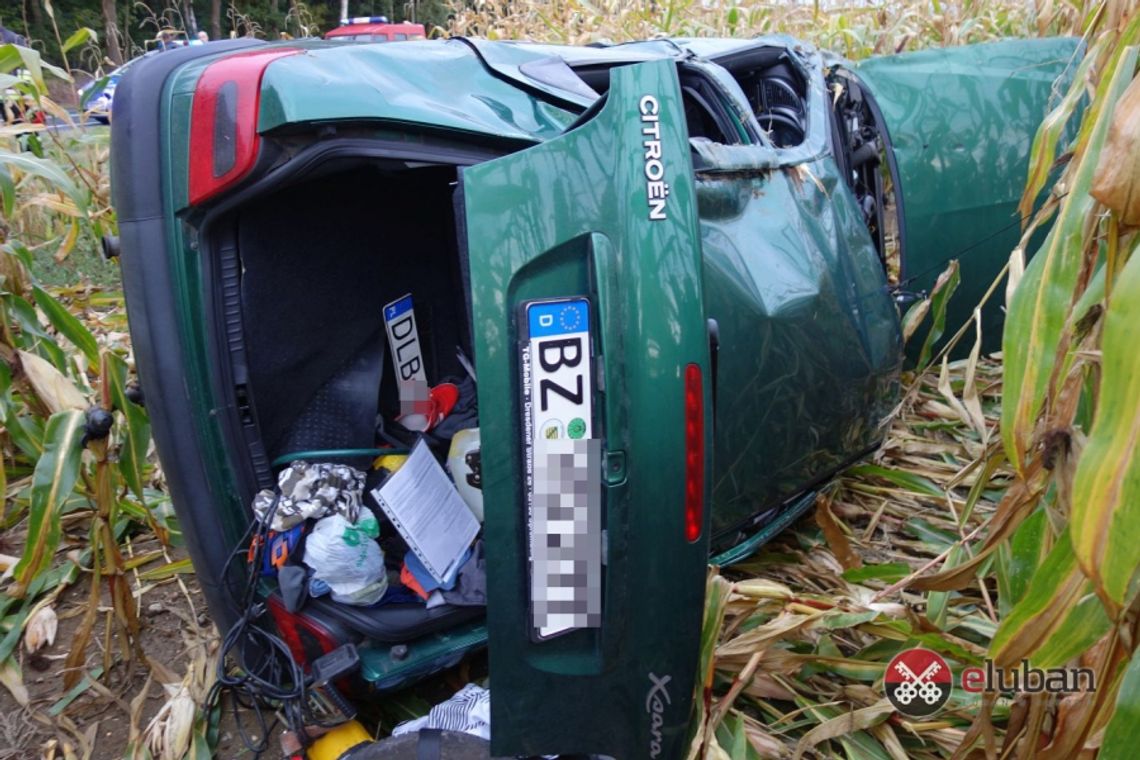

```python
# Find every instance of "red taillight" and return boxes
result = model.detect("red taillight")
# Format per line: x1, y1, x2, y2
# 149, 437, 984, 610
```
684, 363, 704, 542
188, 49, 300, 206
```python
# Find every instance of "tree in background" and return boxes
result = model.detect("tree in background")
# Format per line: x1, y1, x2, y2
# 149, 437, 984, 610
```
101, 0, 122, 64
3, 0, 454, 69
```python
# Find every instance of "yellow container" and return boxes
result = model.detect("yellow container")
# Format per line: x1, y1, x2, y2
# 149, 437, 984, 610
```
307, 720, 373, 760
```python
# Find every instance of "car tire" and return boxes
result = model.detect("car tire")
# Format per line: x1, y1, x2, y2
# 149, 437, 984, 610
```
346, 730, 494, 759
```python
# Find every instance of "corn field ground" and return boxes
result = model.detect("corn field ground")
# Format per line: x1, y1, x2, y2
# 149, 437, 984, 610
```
2, 1, 1139, 758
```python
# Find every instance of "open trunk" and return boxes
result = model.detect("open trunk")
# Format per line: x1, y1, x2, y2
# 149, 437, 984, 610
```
201, 153, 493, 685
221, 161, 472, 468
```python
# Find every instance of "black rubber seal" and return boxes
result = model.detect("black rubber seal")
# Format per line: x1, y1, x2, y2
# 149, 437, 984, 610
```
111, 39, 267, 632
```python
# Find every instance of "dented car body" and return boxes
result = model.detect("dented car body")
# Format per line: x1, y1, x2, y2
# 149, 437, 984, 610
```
110, 34, 1077, 758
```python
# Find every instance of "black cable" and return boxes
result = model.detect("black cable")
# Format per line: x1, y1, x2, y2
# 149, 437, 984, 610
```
205, 493, 341, 758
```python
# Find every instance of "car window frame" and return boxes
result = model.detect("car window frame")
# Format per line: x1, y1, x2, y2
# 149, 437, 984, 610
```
684, 38, 834, 172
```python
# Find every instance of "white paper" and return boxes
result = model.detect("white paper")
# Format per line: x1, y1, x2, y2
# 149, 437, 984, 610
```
371, 439, 479, 584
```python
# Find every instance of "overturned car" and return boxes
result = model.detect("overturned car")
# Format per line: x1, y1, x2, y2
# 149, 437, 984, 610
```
110, 33, 1076, 758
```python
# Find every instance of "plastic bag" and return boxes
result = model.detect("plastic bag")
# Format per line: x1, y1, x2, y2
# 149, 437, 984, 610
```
303, 513, 387, 606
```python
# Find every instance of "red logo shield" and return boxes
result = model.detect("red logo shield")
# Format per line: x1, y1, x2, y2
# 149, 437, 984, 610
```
884, 648, 952, 716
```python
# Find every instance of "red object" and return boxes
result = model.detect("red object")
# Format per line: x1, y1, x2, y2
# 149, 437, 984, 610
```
428, 382, 460, 429
400, 563, 429, 600
325, 21, 426, 41
683, 363, 704, 543
399, 382, 460, 432
188, 49, 300, 205
884, 647, 952, 717
266, 594, 338, 673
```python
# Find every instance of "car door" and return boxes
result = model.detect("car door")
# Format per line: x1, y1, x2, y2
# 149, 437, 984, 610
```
852, 37, 1082, 353
460, 59, 712, 759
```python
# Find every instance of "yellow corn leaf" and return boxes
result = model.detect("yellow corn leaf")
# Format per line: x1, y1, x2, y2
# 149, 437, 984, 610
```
18, 350, 86, 414
53, 221, 80, 263
0, 658, 29, 707
793, 700, 895, 760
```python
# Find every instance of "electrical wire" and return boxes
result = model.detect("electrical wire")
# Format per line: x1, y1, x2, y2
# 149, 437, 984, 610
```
205, 493, 330, 758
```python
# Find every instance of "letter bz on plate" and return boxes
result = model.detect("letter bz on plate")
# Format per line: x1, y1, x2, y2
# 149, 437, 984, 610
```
519, 298, 602, 640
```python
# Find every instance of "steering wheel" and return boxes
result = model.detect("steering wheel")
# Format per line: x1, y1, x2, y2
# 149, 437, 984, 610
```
756, 78, 805, 147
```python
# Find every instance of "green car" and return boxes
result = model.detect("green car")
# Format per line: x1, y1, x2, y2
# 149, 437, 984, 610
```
109, 34, 1076, 758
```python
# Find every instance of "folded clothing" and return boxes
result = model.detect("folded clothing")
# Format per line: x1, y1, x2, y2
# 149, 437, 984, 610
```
392, 683, 490, 740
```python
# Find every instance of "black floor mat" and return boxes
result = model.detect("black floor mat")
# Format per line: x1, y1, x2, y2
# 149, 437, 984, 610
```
273, 332, 385, 465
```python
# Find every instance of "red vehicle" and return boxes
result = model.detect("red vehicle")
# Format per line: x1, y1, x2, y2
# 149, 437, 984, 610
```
324, 16, 426, 42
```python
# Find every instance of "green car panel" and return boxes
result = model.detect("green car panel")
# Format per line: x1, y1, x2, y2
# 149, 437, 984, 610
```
699, 159, 903, 538
256, 40, 580, 141
462, 60, 710, 758
106, 33, 1076, 759
854, 37, 1081, 352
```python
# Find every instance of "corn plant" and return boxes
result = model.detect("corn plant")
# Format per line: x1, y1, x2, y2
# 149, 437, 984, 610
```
0, 39, 179, 739
933, 4, 1140, 755
445, 0, 1081, 53
640, 0, 1138, 756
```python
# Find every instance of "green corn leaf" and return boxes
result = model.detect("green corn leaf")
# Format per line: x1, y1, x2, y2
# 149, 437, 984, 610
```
0, 165, 14, 219
840, 562, 910, 583
995, 506, 1048, 617
0, 359, 44, 460
0, 151, 88, 217
926, 543, 965, 629
1002, 37, 1140, 475
844, 464, 943, 498
0, 609, 29, 664
1, 294, 68, 371
1017, 36, 1102, 222
1070, 231, 1140, 608
104, 352, 151, 504
1100, 649, 1140, 760
31, 286, 99, 367
60, 28, 96, 56
13, 410, 85, 587
990, 530, 1110, 670
916, 259, 960, 370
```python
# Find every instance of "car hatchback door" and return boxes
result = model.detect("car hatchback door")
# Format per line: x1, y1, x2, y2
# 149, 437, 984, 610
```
460, 59, 712, 759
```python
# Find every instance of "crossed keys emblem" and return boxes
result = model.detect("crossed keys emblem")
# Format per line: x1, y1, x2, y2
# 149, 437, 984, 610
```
893, 660, 944, 706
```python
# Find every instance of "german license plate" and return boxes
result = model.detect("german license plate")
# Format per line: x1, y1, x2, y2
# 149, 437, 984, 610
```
520, 298, 602, 639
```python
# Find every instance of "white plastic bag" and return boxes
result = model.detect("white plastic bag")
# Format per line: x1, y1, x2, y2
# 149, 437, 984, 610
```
303, 513, 387, 606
